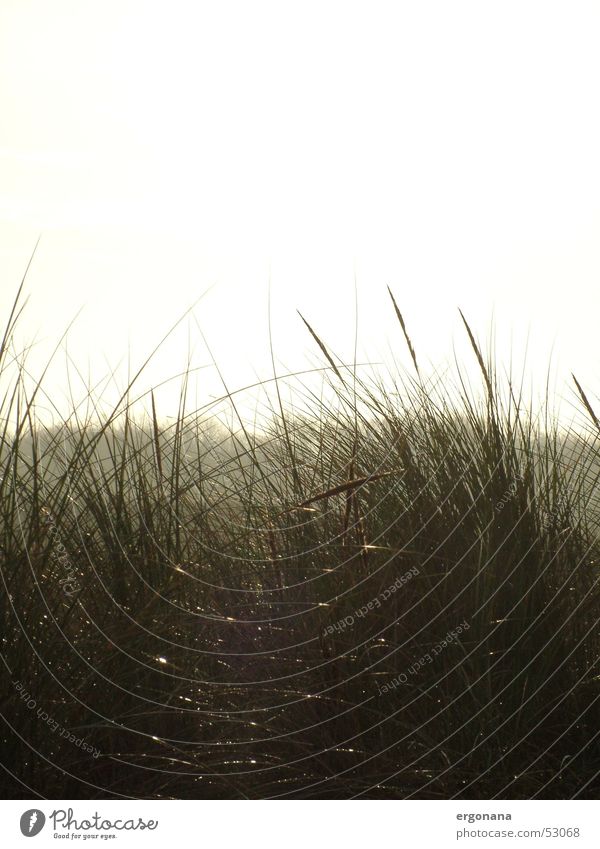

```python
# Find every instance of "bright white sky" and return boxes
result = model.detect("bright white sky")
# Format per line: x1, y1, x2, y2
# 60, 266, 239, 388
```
1, 0, 599, 423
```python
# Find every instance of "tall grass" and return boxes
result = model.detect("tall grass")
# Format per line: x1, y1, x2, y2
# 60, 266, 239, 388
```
1, 283, 599, 799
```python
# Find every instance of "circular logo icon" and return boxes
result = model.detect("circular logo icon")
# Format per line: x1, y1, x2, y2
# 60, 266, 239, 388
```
19, 809, 46, 837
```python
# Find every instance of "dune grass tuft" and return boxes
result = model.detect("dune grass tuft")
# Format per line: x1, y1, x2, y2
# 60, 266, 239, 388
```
1, 284, 599, 799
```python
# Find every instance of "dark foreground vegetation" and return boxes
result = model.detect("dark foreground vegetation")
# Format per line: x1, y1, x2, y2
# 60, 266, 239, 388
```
1, 284, 600, 798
